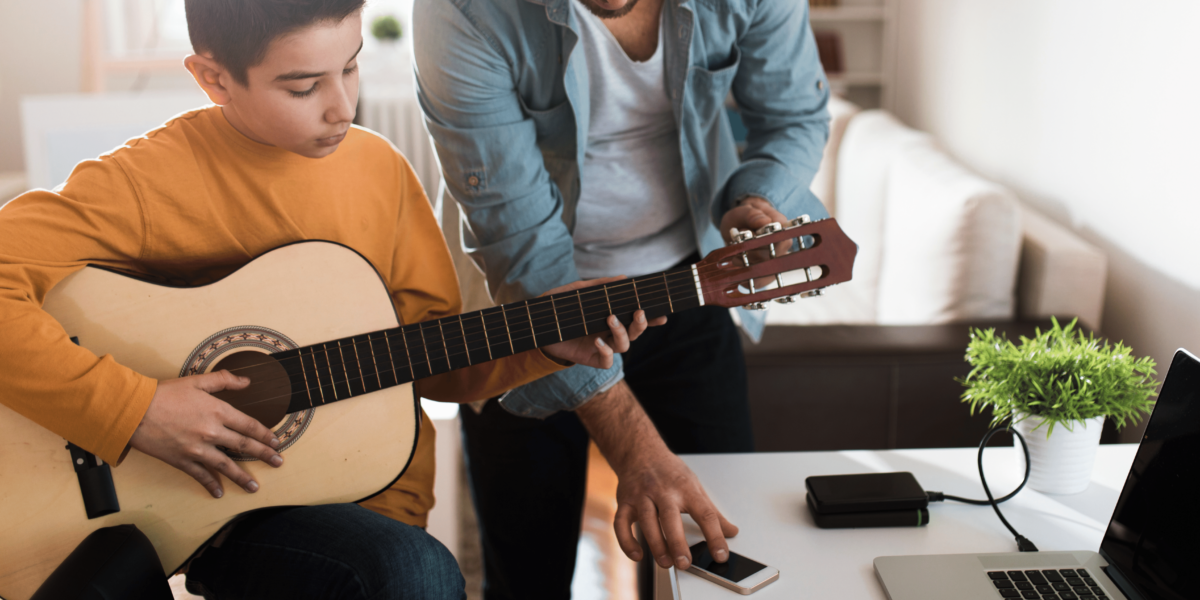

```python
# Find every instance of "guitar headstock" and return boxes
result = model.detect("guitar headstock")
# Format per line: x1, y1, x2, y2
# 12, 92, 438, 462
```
695, 216, 857, 309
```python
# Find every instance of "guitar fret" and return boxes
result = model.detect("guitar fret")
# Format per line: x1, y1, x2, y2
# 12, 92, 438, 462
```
352, 337, 367, 394
438, 320, 452, 371
480, 313, 493, 360
576, 290, 587, 335
632, 278, 641, 309
306, 347, 324, 405
662, 272, 673, 313
368, 333, 383, 388
501, 307, 515, 354
458, 315, 471, 366
322, 344, 338, 400
551, 297, 562, 342
604, 284, 612, 313
418, 325, 433, 377
336, 340, 353, 396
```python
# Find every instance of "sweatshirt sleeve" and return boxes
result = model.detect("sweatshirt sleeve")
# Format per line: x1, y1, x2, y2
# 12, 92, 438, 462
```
0, 158, 157, 465
383, 161, 566, 404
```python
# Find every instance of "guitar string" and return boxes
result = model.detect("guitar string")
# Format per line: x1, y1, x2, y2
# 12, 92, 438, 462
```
213, 267, 825, 403
207, 233, 824, 381
215, 253, 822, 381
221, 293, 697, 411
213, 261, 832, 411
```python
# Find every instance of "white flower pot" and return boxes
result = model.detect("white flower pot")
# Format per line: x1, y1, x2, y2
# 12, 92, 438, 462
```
1013, 414, 1105, 495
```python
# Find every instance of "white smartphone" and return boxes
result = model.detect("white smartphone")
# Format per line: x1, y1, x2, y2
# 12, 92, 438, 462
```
685, 541, 779, 594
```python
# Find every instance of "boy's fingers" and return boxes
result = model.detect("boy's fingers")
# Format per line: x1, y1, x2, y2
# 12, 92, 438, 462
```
180, 460, 224, 498
204, 448, 259, 494
196, 369, 250, 393
221, 403, 281, 450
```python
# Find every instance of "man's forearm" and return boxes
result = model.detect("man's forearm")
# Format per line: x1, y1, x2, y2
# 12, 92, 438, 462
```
575, 379, 667, 473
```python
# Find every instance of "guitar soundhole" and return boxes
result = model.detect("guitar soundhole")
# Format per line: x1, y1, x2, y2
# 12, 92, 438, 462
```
180, 325, 314, 459
210, 351, 292, 430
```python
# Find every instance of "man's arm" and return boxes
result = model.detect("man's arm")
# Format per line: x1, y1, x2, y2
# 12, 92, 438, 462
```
577, 381, 738, 571
713, 0, 831, 228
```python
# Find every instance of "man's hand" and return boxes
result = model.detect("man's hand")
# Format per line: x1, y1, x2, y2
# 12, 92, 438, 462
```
542, 276, 667, 369
129, 370, 284, 498
719, 196, 789, 244
577, 382, 738, 570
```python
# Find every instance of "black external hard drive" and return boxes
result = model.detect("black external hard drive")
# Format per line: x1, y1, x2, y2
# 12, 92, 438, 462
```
805, 472, 929, 514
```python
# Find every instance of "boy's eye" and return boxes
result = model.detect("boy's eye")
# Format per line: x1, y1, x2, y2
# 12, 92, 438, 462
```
289, 84, 318, 98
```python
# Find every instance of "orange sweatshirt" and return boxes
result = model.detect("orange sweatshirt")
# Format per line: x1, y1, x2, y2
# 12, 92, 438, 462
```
0, 106, 564, 527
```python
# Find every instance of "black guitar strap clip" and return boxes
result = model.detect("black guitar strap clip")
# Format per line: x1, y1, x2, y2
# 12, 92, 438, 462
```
67, 336, 121, 520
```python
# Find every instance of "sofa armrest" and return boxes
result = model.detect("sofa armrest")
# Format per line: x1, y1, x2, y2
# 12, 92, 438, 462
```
1016, 204, 1108, 331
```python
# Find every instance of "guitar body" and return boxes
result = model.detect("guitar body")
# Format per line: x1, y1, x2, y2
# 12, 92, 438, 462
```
0, 242, 418, 600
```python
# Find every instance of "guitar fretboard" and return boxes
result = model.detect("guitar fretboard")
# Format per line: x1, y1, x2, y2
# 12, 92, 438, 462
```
271, 267, 703, 412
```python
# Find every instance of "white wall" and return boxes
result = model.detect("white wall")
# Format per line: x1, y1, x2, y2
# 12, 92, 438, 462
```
891, 0, 1200, 440
0, 0, 84, 174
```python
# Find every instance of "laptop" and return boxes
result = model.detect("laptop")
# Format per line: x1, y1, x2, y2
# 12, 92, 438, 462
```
875, 348, 1200, 600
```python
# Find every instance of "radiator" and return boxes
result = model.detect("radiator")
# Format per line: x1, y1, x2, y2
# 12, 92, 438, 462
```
357, 84, 442, 207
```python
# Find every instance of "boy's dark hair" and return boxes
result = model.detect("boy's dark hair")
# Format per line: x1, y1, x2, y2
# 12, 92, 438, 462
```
185, 0, 365, 86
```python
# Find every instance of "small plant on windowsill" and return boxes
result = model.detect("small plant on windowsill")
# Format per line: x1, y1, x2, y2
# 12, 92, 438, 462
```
370, 15, 403, 42
960, 317, 1158, 495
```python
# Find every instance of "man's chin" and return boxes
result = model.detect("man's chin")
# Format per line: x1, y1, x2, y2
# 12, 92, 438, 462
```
576, 0, 639, 19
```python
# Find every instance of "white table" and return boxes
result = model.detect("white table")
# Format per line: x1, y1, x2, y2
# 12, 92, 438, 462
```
654, 445, 1138, 599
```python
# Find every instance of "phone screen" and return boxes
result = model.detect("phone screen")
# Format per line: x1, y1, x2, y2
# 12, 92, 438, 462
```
689, 541, 768, 583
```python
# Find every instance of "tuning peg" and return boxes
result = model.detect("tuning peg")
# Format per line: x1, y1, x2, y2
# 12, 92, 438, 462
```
787, 215, 812, 228
799, 289, 825, 299
755, 222, 783, 237
727, 228, 754, 245
774, 295, 796, 304
745, 302, 768, 310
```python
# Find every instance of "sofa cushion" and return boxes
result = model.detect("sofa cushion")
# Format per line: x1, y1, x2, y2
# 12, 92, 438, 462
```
876, 143, 1021, 324
833, 111, 932, 322
808, 95, 861, 217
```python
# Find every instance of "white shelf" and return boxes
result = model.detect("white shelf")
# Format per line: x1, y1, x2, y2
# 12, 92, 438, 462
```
809, 6, 886, 23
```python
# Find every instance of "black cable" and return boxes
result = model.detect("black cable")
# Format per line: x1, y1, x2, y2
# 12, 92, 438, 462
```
925, 425, 1039, 552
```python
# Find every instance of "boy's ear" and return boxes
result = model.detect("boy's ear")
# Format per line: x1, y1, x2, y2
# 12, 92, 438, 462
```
184, 54, 235, 105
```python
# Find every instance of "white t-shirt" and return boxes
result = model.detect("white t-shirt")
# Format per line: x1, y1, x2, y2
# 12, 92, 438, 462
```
571, 6, 696, 279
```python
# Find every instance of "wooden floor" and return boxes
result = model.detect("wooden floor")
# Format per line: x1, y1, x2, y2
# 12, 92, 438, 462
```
170, 442, 634, 600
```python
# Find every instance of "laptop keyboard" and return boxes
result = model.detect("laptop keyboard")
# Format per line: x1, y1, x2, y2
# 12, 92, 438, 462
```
988, 569, 1111, 600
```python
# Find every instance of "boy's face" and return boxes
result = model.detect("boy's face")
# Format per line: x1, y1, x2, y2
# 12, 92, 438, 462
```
221, 12, 363, 158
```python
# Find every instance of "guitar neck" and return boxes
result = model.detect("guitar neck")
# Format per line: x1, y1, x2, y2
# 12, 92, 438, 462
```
274, 266, 703, 412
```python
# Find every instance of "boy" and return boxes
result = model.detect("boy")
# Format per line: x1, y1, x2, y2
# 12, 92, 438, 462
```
0, 1, 649, 598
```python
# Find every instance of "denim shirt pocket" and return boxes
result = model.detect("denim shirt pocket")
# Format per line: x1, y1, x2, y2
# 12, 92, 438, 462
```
686, 45, 741, 129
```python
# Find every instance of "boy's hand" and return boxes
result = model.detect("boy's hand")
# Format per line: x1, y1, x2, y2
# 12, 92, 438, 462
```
542, 276, 667, 369
129, 370, 284, 498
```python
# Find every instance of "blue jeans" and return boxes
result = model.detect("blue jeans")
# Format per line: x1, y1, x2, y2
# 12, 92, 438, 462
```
185, 504, 465, 600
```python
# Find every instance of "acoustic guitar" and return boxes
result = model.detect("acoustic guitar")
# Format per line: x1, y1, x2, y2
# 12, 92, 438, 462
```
0, 216, 855, 599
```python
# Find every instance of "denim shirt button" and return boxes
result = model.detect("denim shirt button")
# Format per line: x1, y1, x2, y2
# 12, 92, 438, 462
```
468, 175, 480, 186
817, 80, 825, 90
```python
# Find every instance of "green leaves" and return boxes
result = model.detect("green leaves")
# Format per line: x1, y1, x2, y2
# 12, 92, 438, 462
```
959, 317, 1158, 436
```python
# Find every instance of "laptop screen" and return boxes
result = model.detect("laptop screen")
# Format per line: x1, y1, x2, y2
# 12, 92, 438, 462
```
1099, 350, 1200, 600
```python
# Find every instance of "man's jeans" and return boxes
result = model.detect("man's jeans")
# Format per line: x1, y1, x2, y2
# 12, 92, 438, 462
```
186, 504, 466, 600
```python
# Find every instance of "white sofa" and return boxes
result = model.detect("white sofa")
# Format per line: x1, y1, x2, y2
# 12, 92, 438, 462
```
768, 98, 1107, 331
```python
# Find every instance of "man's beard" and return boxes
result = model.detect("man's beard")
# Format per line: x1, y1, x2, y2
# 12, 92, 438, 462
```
575, 0, 640, 19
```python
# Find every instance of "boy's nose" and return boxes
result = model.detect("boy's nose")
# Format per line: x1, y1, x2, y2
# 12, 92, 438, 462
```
325, 86, 356, 124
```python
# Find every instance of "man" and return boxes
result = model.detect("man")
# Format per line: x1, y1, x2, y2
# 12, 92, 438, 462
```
0, 1, 651, 598
414, 0, 829, 596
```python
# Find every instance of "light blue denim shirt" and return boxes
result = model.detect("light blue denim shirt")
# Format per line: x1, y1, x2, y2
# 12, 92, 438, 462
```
413, 0, 830, 418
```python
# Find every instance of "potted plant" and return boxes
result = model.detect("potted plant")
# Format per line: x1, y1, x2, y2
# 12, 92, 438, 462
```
371, 15, 403, 43
960, 318, 1158, 494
